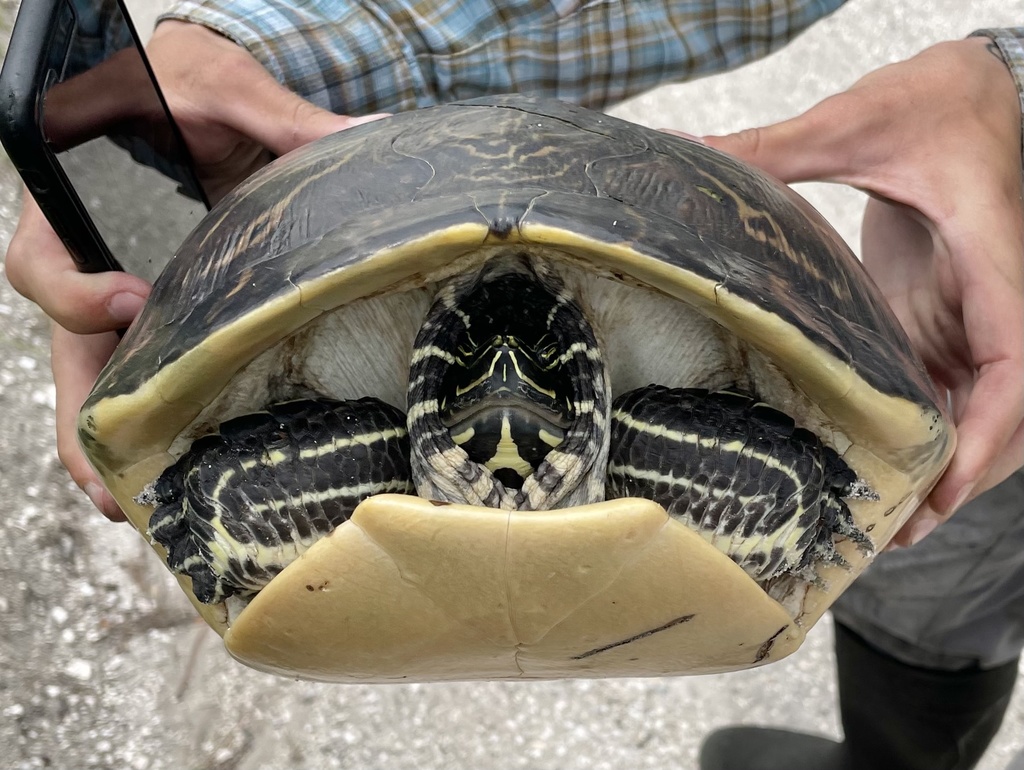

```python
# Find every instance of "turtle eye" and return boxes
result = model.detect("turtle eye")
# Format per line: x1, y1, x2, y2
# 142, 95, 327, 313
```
539, 344, 560, 365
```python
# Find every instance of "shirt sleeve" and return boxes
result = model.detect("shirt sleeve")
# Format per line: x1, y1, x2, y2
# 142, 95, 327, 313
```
971, 28, 1024, 158
158, 0, 848, 115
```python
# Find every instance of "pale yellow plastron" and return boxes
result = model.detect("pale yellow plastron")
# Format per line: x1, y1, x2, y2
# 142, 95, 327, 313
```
223, 495, 802, 681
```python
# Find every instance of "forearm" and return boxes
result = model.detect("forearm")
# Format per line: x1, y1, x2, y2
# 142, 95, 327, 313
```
159, 0, 850, 114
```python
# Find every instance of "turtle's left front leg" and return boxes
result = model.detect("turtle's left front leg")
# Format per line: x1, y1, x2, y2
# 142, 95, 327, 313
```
606, 385, 874, 587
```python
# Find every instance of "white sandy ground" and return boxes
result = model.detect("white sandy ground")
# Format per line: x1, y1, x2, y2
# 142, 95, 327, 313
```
0, 0, 1021, 767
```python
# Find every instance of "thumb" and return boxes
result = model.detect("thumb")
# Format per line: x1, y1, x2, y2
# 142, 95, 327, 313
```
226, 70, 389, 157
701, 97, 853, 184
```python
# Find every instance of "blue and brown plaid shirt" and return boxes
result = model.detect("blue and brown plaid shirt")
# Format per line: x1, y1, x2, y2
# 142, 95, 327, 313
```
160, 0, 851, 115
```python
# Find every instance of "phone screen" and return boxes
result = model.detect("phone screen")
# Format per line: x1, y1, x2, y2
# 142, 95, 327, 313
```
38, 0, 209, 281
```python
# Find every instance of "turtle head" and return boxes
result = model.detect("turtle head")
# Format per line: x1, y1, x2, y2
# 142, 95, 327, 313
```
438, 266, 576, 489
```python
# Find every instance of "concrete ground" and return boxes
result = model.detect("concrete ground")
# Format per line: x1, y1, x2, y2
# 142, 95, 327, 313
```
1, 0, 1022, 768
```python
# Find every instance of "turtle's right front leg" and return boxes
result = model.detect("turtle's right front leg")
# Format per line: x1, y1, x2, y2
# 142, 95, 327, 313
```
143, 397, 411, 604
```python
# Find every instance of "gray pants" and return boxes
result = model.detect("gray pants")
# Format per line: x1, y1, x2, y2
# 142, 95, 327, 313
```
834, 469, 1024, 671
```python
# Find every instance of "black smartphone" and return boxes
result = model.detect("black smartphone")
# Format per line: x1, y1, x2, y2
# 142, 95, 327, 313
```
0, 0, 209, 279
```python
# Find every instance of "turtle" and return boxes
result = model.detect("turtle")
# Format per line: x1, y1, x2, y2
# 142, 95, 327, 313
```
79, 95, 954, 683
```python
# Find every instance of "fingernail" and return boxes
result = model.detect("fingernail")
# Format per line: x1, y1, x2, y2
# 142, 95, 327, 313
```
107, 292, 146, 325
909, 517, 938, 546
84, 481, 125, 520
657, 128, 706, 144
348, 113, 390, 126
84, 482, 106, 511
951, 483, 975, 514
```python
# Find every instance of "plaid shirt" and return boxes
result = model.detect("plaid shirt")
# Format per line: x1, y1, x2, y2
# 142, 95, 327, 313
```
160, 0, 850, 115
974, 28, 1024, 156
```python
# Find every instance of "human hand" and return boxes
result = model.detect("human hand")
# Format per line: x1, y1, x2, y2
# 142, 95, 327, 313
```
695, 37, 1024, 546
4, 20, 387, 520
146, 20, 388, 202
4, 196, 147, 521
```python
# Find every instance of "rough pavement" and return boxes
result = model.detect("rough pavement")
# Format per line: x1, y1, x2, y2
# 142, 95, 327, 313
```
1, 0, 1022, 768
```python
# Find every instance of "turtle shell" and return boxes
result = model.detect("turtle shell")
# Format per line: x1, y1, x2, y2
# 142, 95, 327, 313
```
79, 95, 954, 682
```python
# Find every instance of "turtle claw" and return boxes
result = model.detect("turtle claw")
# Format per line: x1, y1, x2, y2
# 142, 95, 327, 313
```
843, 477, 881, 502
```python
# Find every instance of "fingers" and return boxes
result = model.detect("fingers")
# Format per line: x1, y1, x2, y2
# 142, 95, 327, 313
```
149, 21, 388, 162
7, 195, 142, 521
145, 21, 389, 202
703, 39, 1019, 198
702, 101, 848, 184
873, 183, 1024, 548
927, 200, 1024, 512
5, 195, 151, 334
51, 325, 125, 521
976, 418, 1024, 494
657, 129, 705, 145
890, 166, 1024, 534
894, 416, 1023, 549
228, 81, 389, 158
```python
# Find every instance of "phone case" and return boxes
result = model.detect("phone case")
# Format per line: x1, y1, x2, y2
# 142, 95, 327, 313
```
0, 0, 123, 272
0, 0, 210, 275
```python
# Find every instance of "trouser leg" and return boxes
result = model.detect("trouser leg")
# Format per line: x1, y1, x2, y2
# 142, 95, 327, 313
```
833, 470, 1024, 768
835, 622, 1019, 770
699, 623, 1020, 770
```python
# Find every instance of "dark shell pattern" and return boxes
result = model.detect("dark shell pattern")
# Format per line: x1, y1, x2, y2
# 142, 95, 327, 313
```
88, 96, 938, 412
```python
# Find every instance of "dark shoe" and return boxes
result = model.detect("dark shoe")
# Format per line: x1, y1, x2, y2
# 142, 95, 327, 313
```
699, 726, 849, 770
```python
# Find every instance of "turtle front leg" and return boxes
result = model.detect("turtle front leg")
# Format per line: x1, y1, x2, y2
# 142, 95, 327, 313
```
141, 397, 412, 604
606, 385, 874, 588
